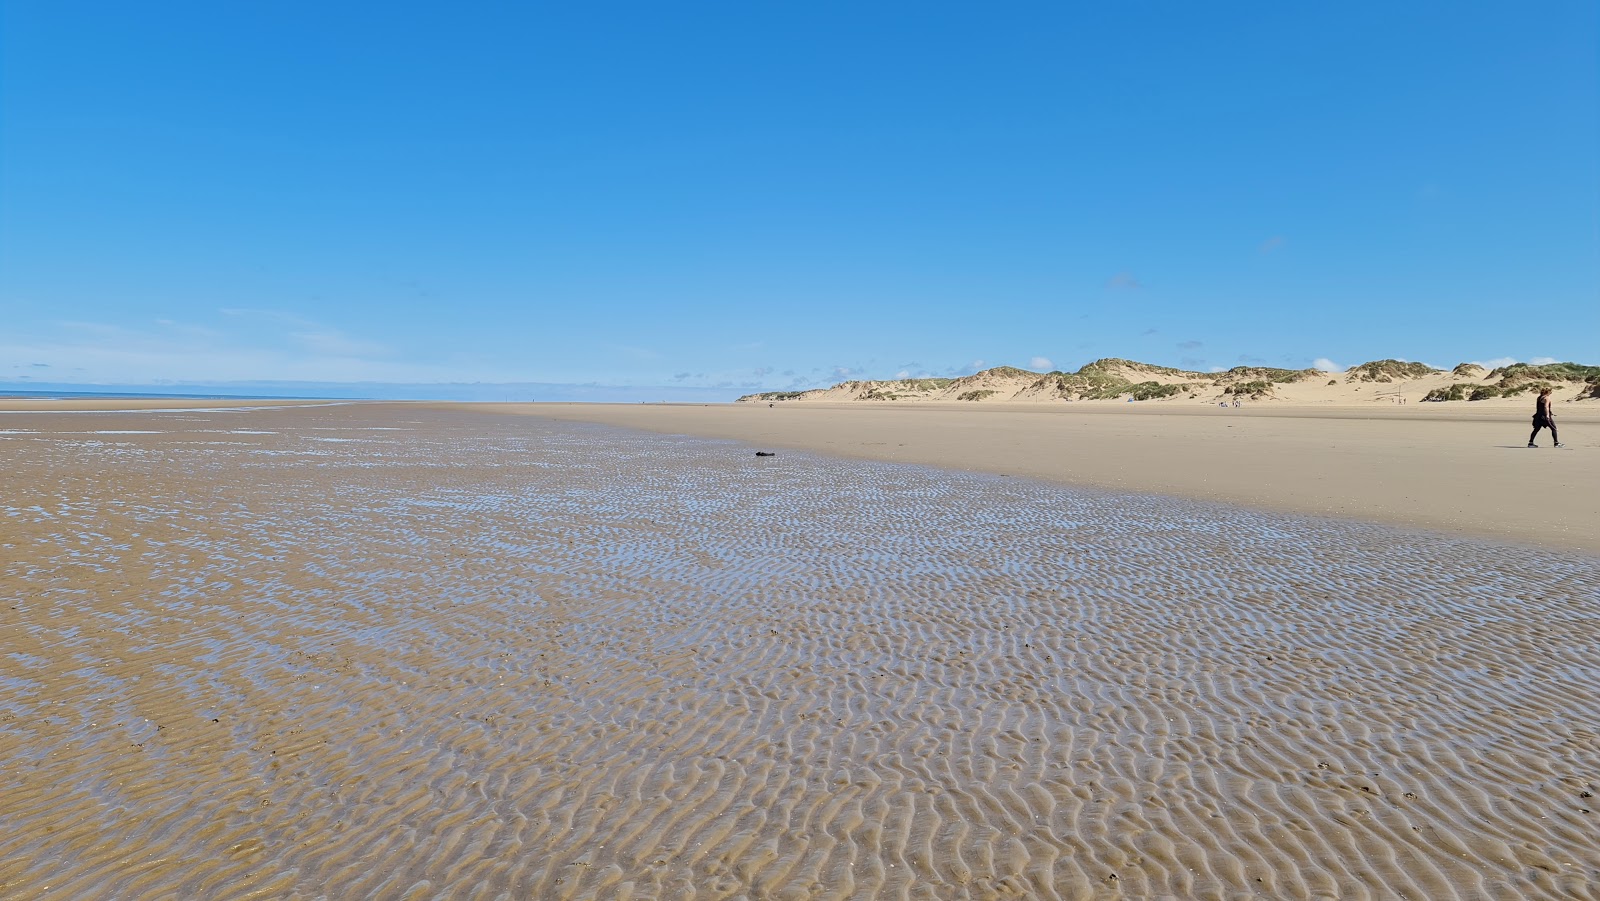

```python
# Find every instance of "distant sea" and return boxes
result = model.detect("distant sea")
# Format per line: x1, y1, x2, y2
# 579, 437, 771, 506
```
0, 389, 318, 401
0, 381, 734, 403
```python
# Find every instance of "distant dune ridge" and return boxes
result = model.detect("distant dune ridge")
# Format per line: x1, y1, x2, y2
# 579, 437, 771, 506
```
739, 358, 1600, 405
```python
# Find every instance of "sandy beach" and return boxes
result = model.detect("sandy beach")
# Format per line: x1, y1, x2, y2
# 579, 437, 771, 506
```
477, 401, 1600, 555
2, 401, 1597, 899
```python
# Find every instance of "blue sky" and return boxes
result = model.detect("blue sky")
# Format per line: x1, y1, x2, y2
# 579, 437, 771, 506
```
3, 2, 1596, 401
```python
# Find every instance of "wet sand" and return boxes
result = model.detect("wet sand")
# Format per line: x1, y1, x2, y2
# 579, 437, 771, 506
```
2, 403, 1597, 899
481, 401, 1600, 555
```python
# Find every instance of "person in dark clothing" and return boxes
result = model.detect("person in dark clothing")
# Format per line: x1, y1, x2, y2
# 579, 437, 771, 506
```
1528, 387, 1563, 448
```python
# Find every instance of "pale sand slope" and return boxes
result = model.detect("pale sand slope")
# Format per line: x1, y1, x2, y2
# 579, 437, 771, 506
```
465, 402, 1600, 555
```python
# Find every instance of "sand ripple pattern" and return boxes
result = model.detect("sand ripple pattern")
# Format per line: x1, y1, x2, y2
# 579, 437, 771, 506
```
1, 405, 1597, 900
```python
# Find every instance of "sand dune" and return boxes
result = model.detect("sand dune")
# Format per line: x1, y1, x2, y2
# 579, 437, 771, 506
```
737, 358, 1600, 408
2, 404, 1596, 899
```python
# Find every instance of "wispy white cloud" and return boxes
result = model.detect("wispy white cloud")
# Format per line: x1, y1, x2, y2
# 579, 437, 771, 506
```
1, 315, 460, 384
1028, 356, 1052, 371
939, 359, 988, 377
1312, 358, 1344, 373
1487, 355, 1567, 369
604, 343, 663, 362
218, 307, 316, 328
290, 330, 391, 357
154, 319, 224, 340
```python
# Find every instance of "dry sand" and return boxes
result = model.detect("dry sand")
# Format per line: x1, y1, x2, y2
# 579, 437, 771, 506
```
482, 401, 1600, 555
2, 402, 1597, 899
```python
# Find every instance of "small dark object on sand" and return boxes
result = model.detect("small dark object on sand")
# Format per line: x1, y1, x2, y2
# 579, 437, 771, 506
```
755, 451, 776, 457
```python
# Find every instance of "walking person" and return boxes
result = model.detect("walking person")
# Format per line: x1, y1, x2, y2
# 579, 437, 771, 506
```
1528, 387, 1563, 448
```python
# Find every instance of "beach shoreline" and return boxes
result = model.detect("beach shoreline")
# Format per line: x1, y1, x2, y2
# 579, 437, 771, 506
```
5, 396, 1593, 552
459, 401, 1600, 555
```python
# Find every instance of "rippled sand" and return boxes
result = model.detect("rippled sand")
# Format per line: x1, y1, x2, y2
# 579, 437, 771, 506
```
2, 404, 1597, 900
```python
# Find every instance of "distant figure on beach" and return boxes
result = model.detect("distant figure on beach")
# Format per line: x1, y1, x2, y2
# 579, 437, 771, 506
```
1528, 388, 1563, 448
